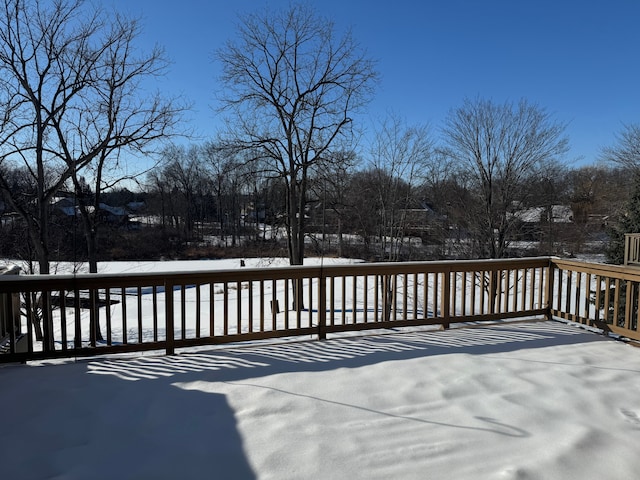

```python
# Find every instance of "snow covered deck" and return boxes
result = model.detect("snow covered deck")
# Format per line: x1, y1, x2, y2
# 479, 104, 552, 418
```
2, 320, 640, 479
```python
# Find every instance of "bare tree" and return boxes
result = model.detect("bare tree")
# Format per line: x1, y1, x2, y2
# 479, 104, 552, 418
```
442, 97, 569, 259
69, 12, 185, 275
0, 0, 184, 346
200, 142, 247, 246
155, 145, 204, 238
216, 2, 377, 267
352, 115, 434, 321
0, 0, 183, 275
311, 149, 358, 257
0, 0, 100, 273
368, 114, 434, 262
600, 124, 640, 259
415, 149, 458, 258
602, 123, 640, 175
525, 160, 570, 254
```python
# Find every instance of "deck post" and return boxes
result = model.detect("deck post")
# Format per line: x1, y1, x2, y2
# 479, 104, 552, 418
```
441, 269, 450, 329
165, 280, 175, 355
317, 273, 326, 340
544, 258, 554, 320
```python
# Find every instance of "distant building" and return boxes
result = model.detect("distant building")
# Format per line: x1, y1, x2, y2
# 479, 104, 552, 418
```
513, 204, 574, 241
51, 195, 129, 225
515, 205, 573, 224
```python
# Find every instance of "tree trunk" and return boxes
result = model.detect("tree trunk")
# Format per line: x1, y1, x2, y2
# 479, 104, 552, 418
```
27, 292, 44, 341
380, 274, 394, 322
287, 178, 306, 311
73, 172, 104, 341
338, 218, 344, 258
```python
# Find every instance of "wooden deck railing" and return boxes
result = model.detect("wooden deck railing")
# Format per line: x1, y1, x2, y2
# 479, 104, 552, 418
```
5, 256, 640, 363
624, 233, 640, 266
550, 258, 640, 341
0, 265, 22, 354
0, 257, 551, 363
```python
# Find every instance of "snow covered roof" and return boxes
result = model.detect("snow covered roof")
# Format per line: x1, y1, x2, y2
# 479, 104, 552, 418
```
514, 205, 573, 223
98, 203, 127, 217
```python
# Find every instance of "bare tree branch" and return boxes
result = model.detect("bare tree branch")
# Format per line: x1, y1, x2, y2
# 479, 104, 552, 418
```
215, 3, 377, 266
0, 0, 187, 275
442, 97, 569, 259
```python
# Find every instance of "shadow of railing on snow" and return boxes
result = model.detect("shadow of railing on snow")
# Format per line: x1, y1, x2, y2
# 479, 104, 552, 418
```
86, 321, 605, 383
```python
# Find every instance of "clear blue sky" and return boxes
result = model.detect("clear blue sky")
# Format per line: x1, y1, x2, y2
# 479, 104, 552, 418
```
110, 0, 640, 167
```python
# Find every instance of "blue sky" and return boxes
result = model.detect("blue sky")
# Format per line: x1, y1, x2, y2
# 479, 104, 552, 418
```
110, 0, 640, 166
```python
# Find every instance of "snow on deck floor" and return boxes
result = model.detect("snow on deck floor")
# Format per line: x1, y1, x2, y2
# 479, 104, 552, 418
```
2, 321, 640, 480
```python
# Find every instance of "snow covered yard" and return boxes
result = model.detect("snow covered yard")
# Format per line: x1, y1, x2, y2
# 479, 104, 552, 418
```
2, 320, 640, 479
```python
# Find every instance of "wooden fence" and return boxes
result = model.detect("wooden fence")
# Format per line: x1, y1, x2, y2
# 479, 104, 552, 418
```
0, 257, 551, 363
5, 256, 640, 363
550, 257, 640, 340
0, 265, 22, 354
624, 233, 640, 266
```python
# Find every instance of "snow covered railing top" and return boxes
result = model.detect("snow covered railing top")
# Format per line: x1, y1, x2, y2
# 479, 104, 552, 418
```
0, 257, 554, 363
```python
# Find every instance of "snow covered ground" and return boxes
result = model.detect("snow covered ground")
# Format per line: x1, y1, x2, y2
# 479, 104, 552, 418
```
2, 258, 640, 479
2, 319, 640, 479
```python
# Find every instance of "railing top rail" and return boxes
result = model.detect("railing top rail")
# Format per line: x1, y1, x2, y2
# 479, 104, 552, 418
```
0, 257, 553, 292
550, 257, 640, 280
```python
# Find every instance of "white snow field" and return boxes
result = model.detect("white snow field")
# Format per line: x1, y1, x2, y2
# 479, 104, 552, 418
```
1, 259, 640, 479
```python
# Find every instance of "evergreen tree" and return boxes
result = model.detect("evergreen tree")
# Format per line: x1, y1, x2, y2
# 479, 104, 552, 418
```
606, 179, 640, 264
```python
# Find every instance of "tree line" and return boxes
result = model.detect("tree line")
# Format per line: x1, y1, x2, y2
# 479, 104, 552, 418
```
2, 130, 632, 264
1, 0, 639, 276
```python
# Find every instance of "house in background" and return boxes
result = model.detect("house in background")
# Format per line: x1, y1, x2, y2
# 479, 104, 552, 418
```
514, 204, 574, 241
51, 195, 129, 226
